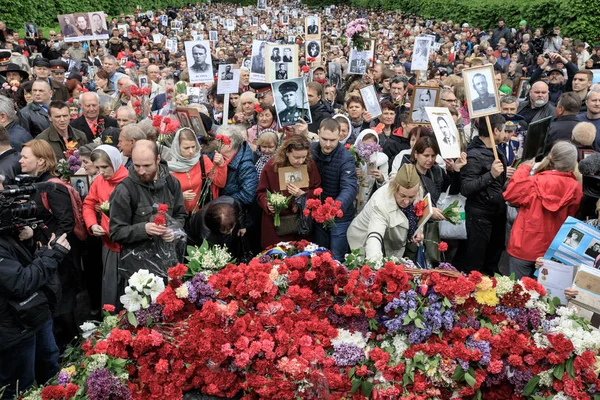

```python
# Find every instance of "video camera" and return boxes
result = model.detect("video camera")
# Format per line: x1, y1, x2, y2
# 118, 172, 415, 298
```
0, 175, 56, 234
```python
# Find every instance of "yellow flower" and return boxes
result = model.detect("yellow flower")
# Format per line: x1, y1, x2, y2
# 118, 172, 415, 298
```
65, 140, 78, 151
105, 136, 113, 144
476, 276, 494, 291
61, 365, 76, 377
475, 287, 499, 306
594, 356, 600, 376
269, 268, 279, 282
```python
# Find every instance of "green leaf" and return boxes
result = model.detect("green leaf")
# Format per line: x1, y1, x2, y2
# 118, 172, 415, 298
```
552, 297, 561, 306
350, 378, 362, 394
403, 315, 412, 325
414, 318, 424, 329
523, 375, 541, 396
361, 381, 373, 398
553, 363, 565, 380
414, 353, 423, 363
477, 389, 482, 400
443, 297, 452, 308
348, 367, 355, 378
127, 311, 138, 328
566, 357, 575, 378
452, 365, 465, 380
464, 372, 476, 388
408, 309, 417, 319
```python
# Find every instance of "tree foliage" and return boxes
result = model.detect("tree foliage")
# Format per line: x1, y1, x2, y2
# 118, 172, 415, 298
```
349, 0, 600, 43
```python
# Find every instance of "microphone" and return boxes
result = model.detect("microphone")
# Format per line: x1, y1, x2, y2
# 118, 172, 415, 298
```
0, 181, 57, 196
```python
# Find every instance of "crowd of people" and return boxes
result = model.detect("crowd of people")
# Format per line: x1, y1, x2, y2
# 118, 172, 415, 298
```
1, 1, 600, 398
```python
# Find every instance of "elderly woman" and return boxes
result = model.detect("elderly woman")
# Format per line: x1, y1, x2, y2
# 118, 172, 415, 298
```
234, 91, 258, 126
348, 164, 424, 263
247, 103, 278, 150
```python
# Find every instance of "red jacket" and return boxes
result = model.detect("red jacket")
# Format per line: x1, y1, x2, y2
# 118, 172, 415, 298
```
256, 158, 322, 249
504, 164, 582, 261
171, 155, 227, 213
82, 166, 128, 252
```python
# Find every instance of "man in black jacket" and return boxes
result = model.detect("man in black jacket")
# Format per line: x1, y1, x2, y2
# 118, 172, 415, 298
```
0, 127, 21, 183
31, 57, 69, 102
546, 92, 582, 150
490, 19, 512, 49
0, 196, 70, 400
306, 82, 333, 133
18, 80, 52, 137
70, 92, 118, 143
0, 95, 32, 151
457, 114, 507, 276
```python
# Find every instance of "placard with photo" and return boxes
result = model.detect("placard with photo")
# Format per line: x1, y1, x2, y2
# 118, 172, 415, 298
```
217, 64, 241, 94
250, 40, 270, 83
58, 12, 109, 42
226, 19, 236, 31
348, 48, 371, 75
412, 36, 432, 72
71, 175, 90, 199
236, 7, 244, 16
265, 44, 298, 83
425, 107, 461, 159
117, 23, 128, 38
305, 40, 321, 60
278, 165, 309, 189
187, 87, 202, 104
328, 62, 342, 88
165, 38, 177, 53
271, 77, 312, 127
463, 64, 501, 118
305, 16, 320, 40
360, 85, 382, 119
171, 20, 182, 31
185, 40, 214, 84
409, 86, 440, 125
24, 23, 37, 39
257, 0, 267, 10
209, 30, 218, 42
281, 15, 289, 25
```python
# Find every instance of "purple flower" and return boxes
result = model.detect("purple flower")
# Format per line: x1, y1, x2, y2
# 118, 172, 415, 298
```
190, 273, 214, 307
354, 141, 383, 164
57, 370, 70, 385
332, 343, 365, 366
466, 338, 491, 365
87, 368, 132, 400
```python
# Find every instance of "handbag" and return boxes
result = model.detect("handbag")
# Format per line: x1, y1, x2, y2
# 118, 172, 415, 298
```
437, 187, 467, 240
275, 213, 300, 236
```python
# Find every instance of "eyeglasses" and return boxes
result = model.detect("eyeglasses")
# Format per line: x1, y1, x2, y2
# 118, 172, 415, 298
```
441, 98, 458, 103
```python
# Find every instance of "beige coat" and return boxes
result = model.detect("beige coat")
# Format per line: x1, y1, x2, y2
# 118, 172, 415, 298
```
347, 182, 411, 262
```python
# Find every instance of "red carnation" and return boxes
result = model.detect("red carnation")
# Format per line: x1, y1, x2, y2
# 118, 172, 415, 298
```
103, 304, 115, 313
254, 104, 263, 113
157, 204, 169, 214
314, 188, 323, 196
301, 65, 310, 73
438, 241, 448, 252
168, 263, 188, 279
154, 214, 166, 226
414, 200, 425, 217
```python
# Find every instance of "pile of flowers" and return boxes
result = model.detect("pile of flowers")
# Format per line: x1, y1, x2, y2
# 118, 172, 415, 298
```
345, 18, 370, 51
56, 141, 82, 180
24, 241, 600, 400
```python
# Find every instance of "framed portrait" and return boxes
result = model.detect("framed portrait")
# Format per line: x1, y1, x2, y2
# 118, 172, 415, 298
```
359, 85, 382, 119
176, 106, 207, 138
70, 175, 90, 199
347, 48, 370, 75
278, 165, 309, 189
185, 40, 214, 84
265, 44, 298, 83
217, 64, 241, 94
24, 23, 37, 39
517, 77, 531, 102
257, 0, 267, 10
138, 76, 148, 88
305, 16, 320, 40
412, 36, 432, 72
463, 64, 501, 118
409, 86, 440, 125
59, 12, 109, 42
209, 30, 218, 42
425, 107, 461, 159
305, 40, 321, 61
271, 77, 312, 127
186, 87, 202, 104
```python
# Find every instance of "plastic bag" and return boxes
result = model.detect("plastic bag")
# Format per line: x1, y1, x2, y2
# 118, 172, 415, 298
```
295, 194, 314, 236
438, 187, 467, 240
119, 207, 187, 281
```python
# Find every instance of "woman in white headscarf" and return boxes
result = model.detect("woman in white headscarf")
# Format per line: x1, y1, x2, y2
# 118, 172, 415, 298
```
168, 127, 227, 213
333, 114, 353, 144
82, 144, 129, 308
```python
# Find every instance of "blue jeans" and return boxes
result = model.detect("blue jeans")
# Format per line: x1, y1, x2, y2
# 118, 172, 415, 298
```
0, 319, 59, 399
314, 220, 351, 261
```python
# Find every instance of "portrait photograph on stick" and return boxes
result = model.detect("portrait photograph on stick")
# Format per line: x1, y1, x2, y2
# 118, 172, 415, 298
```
409, 86, 440, 124
271, 77, 312, 127
305, 16, 320, 40
185, 40, 214, 84
360, 85, 382, 119
425, 107, 461, 159
411, 36, 432, 71
463, 64, 501, 118
217, 64, 241, 94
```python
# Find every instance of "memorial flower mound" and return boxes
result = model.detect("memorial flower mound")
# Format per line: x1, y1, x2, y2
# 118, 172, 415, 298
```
23, 242, 600, 400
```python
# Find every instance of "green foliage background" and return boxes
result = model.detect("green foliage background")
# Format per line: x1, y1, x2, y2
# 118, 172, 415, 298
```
1, 0, 598, 43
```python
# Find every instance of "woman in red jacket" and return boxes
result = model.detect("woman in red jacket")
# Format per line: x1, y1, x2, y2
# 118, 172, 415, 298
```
504, 141, 583, 279
82, 145, 128, 308
168, 128, 227, 213
256, 135, 322, 248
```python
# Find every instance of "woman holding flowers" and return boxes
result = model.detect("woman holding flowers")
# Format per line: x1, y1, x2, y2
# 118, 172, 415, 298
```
504, 141, 582, 279
82, 145, 128, 308
348, 163, 424, 263
168, 128, 227, 213
256, 135, 322, 248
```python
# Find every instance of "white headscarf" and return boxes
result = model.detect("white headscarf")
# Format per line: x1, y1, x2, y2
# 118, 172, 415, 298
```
96, 145, 123, 171
168, 128, 201, 173
334, 114, 352, 144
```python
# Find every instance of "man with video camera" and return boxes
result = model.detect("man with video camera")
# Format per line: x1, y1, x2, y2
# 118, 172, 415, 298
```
0, 174, 71, 400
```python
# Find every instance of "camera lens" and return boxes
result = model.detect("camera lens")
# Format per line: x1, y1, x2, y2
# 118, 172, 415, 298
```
10, 201, 37, 219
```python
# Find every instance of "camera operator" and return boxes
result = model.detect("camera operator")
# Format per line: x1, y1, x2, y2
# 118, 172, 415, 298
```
0, 174, 71, 400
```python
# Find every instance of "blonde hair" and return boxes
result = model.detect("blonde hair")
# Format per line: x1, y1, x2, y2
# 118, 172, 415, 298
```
236, 91, 257, 114
535, 141, 577, 174
572, 122, 596, 146
22, 139, 58, 175
257, 130, 278, 147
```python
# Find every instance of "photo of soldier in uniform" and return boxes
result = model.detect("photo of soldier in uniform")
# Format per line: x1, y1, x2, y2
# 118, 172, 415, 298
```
348, 49, 369, 75
463, 64, 500, 118
185, 40, 214, 84
275, 63, 288, 80
272, 78, 312, 127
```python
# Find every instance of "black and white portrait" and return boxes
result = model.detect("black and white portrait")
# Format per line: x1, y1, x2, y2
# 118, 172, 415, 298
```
209, 30, 218, 41
585, 240, 600, 259
412, 37, 431, 71
272, 78, 312, 127
285, 171, 302, 183
138, 76, 148, 88
283, 47, 293, 62
257, 0, 266, 10
328, 62, 341, 88
221, 64, 234, 80
275, 63, 288, 80
70, 176, 89, 199
426, 107, 460, 159
360, 85, 382, 118
564, 228, 584, 249
185, 40, 214, 84
90, 12, 108, 36
306, 40, 321, 58
281, 15, 289, 25
25, 23, 37, 39
271, 47, 282, 63
517, 78, 531, 102
251, 40, 268, 80
464, 65, 500, 118
305, 16, 320, 39
217, 64, 240, 94
348, 49, 369, 75
187, 87, 202, 104
409, 86, 439, 124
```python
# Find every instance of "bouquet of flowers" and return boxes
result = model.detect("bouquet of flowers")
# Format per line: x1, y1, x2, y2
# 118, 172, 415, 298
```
304, 188, 343, 229
441, 199, 461, 225
354, 140, 382, 164
56, 141, 81, 180
195, 134, 231, 211
151, 114, 180, 156
345, 143, 361, 168
267, 190, 292, 227
99, 200, 110, 217
119, 269, 165, 316
152, 203, 168, 226
345, 18, 369, 51
186, 239, 233, 277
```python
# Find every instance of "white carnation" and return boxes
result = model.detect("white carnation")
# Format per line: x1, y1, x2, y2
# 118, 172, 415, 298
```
175, 284, 189, 299
495, 276, 515, 297
331, 328, 368, 349
79, 321, 97, 339
538, 369, 554, 387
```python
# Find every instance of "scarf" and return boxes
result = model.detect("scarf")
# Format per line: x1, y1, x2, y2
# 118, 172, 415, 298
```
96, 144, 122, 170
399, 203, 419, 240
167, 130, 201, 173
